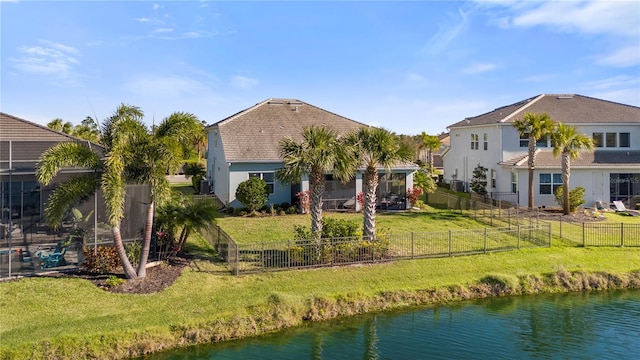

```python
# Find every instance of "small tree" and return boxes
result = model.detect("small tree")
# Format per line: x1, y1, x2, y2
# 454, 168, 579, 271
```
470, 164, 488, 196
554, 186, 586, 213
236, 177, 268, 212
413, 167, 437, 194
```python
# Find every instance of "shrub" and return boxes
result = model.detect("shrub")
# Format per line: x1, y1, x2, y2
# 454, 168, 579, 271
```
106, 275, 126, 287
470, 164, 488, 196
554, 186, 586, 212
236, 177, 268, 212
296, 190, 311, 214
191, 174, 204, 192
293, 217, 361, 240
125, 241, 141, 268
82, 246, 120, 274
406, 186, 423, 207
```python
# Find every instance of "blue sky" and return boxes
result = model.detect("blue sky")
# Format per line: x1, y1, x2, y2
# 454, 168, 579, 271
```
1, 0, 639, 136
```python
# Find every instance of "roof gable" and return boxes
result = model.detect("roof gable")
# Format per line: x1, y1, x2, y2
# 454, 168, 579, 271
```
210, 98, 370, 162
448, 94, 640, 129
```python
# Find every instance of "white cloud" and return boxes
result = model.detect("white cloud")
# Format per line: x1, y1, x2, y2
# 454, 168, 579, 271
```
152, 4, 161, 10
462, 63, 499, 74
421, 7, 472, 56
581, 75, 640, 106
230, 75, 259, 90
135, 17, 151, 23
153, 28, 174, 33
582, 75, 640, 91
11, 41, 80, 82
509, 1, 639, 38
594, 44, 640, 68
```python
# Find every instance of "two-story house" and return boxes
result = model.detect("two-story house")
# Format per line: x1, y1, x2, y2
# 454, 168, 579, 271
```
442, 94, 640, 209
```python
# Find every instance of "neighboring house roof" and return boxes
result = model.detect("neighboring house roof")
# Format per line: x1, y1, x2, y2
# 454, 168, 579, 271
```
499, 150, 640, 169
448, 94, 640, 129
208, 98, 372, 162
0, 112, 105, 173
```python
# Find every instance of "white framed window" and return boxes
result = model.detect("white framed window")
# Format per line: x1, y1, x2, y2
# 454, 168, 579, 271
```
539, 173, 562, 195
249, 172, 275, 194
470, 134, 479, 150
511, 172, 517, 193
491, 169, 496, 188
620, 133, 630, 148
593, 132, 603, 147
606, 132, 617, 148
483, 133, 488, 151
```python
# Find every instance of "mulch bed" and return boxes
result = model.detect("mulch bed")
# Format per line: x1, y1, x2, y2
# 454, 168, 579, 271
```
43, 255, 190, 294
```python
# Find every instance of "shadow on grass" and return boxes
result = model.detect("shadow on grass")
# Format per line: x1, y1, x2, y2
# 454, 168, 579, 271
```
183, 236, 231, 275
377, 209, 466, 221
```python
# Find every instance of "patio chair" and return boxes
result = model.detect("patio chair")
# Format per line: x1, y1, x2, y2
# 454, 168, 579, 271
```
612, 201, 640, 217
40, 240, 69, 269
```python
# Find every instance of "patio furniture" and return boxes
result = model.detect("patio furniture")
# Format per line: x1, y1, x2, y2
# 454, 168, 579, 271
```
39, 240, 70, 269
612, 201, 640, 217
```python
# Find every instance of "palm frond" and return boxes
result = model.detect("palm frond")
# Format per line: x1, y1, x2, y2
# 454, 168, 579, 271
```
36, 142, 102, 185
44, 175, 100, 229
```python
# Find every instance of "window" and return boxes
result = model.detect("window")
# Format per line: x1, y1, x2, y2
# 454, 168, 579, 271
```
592, 132, 603, 147
470, 134, 479, 150
491, 169, 496, 188
483, 133, 488, 151
606, 132, 617, 147
539, 173, 562, 195
610, 173, 640, 202
536, 136, 549, 148
620, 133, 630, 148
249, 172, 275, 194
511, 172, 517, 193
519, 134, 528, 148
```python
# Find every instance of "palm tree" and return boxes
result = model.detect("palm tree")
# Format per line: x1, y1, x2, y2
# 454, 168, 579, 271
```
344, 127, 413, 239
276, 126, 356, 237
513, 112, 555, 210
37, 104, 186, 279
155, 112, 205, 162
551, 123, 594, 215
419, 132, 441, 173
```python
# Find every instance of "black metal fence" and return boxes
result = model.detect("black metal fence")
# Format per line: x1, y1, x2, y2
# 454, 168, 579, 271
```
425, 189, 640, 247
201, 222, 551, 275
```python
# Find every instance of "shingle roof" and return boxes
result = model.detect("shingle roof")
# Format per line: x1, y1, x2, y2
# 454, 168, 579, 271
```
448, 94, 640, 129
500, 150, 640, 168
1, 112, 105, 172
208, 98, 371, 162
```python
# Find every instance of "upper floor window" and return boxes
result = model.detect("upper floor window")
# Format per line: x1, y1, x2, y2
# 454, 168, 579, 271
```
249, 172, 274, 194
620, 133, 630, 148
593, 132, 603, 147
470, 134, 479, 150
483, 133, 488, 151
491, 169, 496, 188
594, 132, 630, 148
520, 134, 549, 148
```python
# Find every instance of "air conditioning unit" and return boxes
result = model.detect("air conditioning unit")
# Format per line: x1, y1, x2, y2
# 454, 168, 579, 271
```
199, 179, 211, 194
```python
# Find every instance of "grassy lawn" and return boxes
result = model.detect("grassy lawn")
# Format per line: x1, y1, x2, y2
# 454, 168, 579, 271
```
217, 206, 489, 244
1, 236, 639, 358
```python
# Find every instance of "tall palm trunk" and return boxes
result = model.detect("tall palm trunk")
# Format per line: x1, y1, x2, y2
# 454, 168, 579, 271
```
136, 199, 154, 277
113, 225, 137, 279
561, 152, 571, 215
309, 168, 324, 239
527, 135, 536, 209
363, 166, 378, 239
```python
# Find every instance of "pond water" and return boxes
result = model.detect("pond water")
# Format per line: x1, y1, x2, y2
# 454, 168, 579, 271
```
145, 289, 640, 359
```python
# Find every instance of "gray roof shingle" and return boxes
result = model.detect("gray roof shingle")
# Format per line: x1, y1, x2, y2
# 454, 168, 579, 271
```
500, 150, 640, 168
449, 94, 640, 129
209, 98, 371, 162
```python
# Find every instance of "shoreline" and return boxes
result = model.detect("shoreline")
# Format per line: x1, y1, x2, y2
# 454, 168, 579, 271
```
3, 267, 639, 359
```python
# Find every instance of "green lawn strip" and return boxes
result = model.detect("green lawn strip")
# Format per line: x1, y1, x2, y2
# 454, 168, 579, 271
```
217, 209, 488, 245
2, 245, 639, 358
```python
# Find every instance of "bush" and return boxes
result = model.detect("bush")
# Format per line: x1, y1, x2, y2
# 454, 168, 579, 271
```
106, 275, 125, 287
554, 186, 586, 212
293, 217, 361, 240
470, 164, 488, 196
82, 246, 120, 274
125, 241, 141, 268
235, 177, 268, 212
191, 174, 204, 192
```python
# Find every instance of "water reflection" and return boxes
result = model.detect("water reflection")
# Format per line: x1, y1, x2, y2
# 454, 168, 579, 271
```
145, 289, 640, 360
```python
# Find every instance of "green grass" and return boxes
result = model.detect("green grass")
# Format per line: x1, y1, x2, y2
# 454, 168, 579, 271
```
217, 207, 488, 244
2, 239, 639, 358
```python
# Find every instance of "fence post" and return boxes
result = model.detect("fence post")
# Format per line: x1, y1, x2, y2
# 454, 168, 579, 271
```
261, 242, 265, 272
490, 205, 493, 226
411, 232, 414, 259
517, 224, 521, 249
287, 240, 291, 268
235, 243, 239, 276
621, 223, 624, 247
559, 216, 563, 239
548, 223, 552, 247
448, 230, 452, 257
582, 223, 586, 247
484, 227, 487, 253
508, 208, 511, 227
